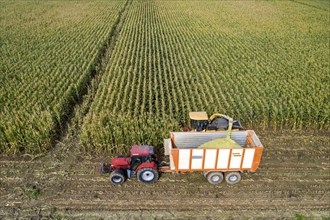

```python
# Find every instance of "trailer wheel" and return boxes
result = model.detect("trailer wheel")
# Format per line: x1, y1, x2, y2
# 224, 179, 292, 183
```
137, 168, 159, 184
110, 171, 126, 185
225, 172, 241, 184
206, 172, 224, 184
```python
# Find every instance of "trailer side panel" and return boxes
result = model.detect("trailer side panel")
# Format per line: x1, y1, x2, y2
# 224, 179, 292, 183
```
168, 130, 263, 172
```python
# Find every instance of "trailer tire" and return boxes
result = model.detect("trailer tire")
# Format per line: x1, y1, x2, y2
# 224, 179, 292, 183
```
225, 172, 241, 184
110, 171, 126, 185
137, 168, 159, 184
206, 172, 224, 184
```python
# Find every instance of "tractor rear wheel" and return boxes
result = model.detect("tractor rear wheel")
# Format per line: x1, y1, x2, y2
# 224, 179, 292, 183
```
110, 171, 126, 185
206, 172, 224, 184
137, 168, 159, 184
225, 172, 241, 184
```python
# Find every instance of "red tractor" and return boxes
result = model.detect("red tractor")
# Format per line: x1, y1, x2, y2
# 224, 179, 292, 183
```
99, 145, 159, 184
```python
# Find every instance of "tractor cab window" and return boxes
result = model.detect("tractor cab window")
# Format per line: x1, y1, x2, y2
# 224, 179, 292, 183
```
130, 156, 142, 170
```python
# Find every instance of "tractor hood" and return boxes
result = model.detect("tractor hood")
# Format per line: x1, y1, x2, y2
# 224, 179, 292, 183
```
112, 157, 130, 166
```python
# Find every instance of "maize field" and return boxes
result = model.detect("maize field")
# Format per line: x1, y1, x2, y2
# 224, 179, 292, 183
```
80, 0, 329, 152
0, 0, 329, 154
0, 0, 126, 153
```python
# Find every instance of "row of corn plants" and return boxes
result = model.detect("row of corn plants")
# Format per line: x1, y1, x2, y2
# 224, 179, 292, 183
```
0, 0, 126, 154
81, 0, 329, 153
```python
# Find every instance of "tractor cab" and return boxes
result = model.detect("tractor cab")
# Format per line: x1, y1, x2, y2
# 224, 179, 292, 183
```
189, 112, 243, 132
129, 145, 157, 170
110, 145, 156, 170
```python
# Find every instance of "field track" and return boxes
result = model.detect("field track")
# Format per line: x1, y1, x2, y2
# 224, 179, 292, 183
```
1, 130, 329, 219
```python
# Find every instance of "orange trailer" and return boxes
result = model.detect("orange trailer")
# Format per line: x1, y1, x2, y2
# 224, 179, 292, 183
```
162, 130, 263, 184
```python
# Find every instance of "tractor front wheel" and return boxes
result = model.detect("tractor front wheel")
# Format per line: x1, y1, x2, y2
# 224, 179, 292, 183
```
110, 171, 126, 185
137, 168, 159, 184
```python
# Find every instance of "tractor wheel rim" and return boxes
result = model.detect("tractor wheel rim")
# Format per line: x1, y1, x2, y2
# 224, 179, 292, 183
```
142, 171, 155, 181
112, 176, 122, 183
211, 175, 220, 182
229, 175, 238, 182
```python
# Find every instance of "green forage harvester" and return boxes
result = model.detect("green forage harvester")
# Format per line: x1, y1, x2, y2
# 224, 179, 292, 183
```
198, 115, 242, 149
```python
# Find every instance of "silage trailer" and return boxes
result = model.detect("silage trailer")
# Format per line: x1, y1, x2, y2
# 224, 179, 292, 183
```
161, 130, 263, 184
